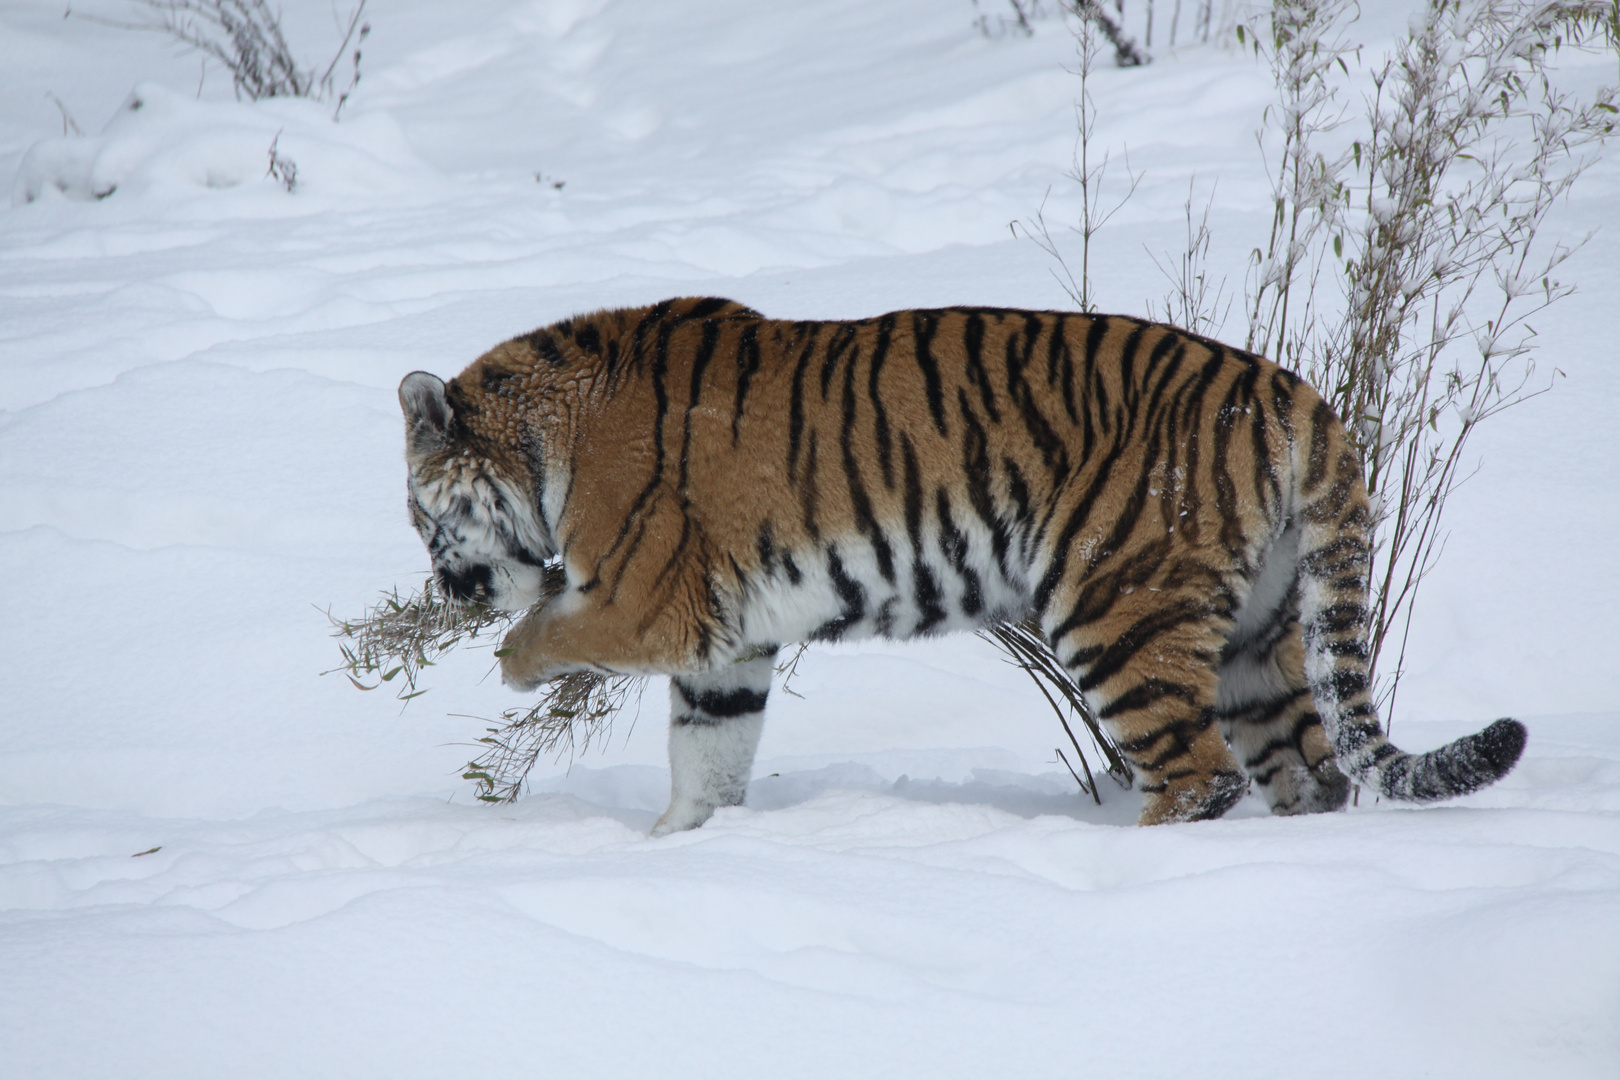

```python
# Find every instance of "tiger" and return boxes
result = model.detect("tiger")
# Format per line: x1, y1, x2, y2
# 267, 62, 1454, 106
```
397, 296, 1526, 834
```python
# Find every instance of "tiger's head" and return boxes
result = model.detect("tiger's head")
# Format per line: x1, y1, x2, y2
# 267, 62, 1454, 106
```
398, 371, 555, 612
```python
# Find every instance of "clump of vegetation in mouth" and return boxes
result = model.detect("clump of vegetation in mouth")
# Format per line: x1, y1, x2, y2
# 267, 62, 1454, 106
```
328, 574, 509, 701
328, 567, 642, 802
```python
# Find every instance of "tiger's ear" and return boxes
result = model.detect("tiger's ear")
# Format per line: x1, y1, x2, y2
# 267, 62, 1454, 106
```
399, 371, 452, 457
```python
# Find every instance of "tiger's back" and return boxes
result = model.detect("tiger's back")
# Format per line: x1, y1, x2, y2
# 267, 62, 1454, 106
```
400, 297, 1526, 831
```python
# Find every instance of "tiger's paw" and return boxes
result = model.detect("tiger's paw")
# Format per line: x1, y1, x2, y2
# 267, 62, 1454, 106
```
1138, 768, 1249, 825
497, 610, 562, 692
1263, 761, 1354, 809
651, 800, 718, 836
499, 663, 545, 693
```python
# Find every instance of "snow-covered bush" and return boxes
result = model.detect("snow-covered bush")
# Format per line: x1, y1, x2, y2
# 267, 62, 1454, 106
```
12, 82, 431, 205
1241, 0, 1618, 718
1023, 0, 1616, 739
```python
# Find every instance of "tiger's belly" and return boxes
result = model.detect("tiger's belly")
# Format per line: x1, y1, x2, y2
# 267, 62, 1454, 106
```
735, 537, 1031, 648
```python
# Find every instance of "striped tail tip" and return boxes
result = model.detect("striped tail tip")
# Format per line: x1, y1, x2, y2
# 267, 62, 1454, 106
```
1375, 717, 1527, 803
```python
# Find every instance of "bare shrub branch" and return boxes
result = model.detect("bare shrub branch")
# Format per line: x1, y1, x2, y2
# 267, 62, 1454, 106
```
265, 129, 297, 192
88, 0, 368, 113
46, 92, 84, 136
1014, 6, 1145, 312
1236, 0, 1618, 721
979, 621, 1133, 799
1318, 0, 1615, 718
974, 0, 1056, 37
1150, 177, 1234, 336
1237, 0, 1358, 369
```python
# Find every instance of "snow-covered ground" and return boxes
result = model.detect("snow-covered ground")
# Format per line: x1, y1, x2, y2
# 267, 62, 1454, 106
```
2, 1, 1617, 1076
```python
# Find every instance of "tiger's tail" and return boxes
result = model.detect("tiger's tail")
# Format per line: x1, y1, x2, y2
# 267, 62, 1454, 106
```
1292, 410, 1526, 804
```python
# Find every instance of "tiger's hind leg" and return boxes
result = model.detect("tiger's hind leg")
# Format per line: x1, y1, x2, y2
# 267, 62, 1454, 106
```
651, 649, 777, 836
1215, 526, 1350, 815
1043, 573, 1249, 826
1216, 623, 1351, 814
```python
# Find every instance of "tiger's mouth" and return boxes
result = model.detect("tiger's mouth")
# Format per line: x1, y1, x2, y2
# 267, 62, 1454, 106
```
436, 560, 548, 613
436, 562, 495, 605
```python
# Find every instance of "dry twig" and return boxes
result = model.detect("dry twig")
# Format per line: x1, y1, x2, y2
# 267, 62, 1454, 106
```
979, 620, 1132, 800
460, 672, 644, 803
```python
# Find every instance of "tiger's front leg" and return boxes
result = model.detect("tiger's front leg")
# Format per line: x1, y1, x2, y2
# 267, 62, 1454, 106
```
497, 593, 588, 690
652, 649, 777, 836
500, 495, 728, 689
497, 579, 710, 690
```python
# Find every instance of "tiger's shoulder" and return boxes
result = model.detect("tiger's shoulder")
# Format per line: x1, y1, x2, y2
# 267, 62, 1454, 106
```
440, 298, 762, 435
463, 297, 764, 379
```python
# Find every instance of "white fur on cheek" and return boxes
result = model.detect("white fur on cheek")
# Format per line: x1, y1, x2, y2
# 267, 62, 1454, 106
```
409, 462, 552, 610
490, 563, 544, 612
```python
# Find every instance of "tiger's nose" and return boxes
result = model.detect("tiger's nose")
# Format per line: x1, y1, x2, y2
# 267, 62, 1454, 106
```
438, 564, 493, 603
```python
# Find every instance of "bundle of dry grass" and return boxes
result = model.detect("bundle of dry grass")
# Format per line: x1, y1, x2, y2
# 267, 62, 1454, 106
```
328, 575, 509, 699
328, 570, 643, 802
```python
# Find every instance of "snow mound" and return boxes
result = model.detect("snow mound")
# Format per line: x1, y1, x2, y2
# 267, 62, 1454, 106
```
12, 82, 434, 206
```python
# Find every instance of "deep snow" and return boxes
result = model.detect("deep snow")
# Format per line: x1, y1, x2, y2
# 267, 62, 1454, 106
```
2, 1, 1617, 1076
